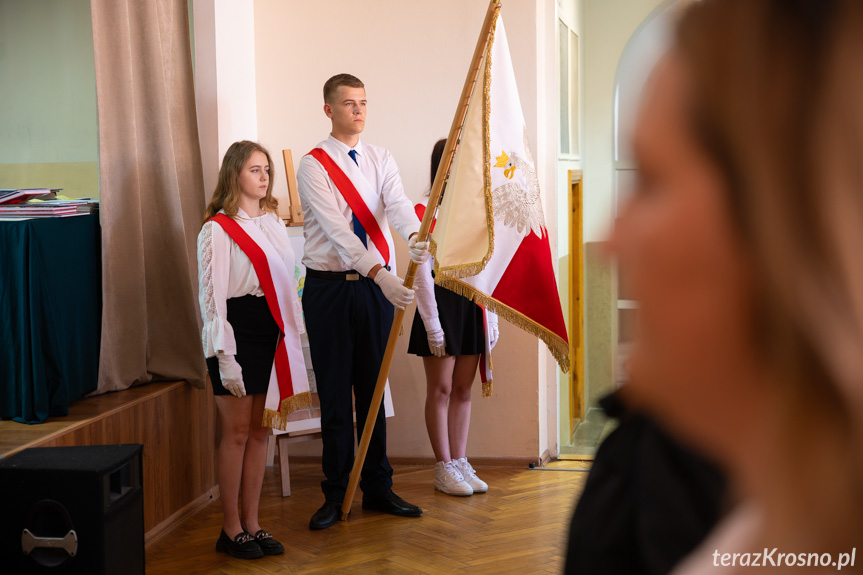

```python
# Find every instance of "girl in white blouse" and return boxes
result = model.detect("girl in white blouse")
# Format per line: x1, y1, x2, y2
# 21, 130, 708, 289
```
197, 141, 306, 560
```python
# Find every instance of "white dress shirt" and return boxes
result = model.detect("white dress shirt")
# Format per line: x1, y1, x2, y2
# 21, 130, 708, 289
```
197, 208, 304, 358
296, 135, 420, 276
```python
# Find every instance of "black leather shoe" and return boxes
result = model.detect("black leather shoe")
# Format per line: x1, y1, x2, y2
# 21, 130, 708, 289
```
362, 490, 423, 517
251, 529, 284, 555
309, 500, 342, 530
215, 530, 263, 559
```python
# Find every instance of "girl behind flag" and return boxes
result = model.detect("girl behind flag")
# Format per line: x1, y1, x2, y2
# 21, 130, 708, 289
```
408, 138, 499, 496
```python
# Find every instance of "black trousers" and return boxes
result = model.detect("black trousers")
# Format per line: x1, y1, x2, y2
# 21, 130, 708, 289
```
302, 273, 394, 502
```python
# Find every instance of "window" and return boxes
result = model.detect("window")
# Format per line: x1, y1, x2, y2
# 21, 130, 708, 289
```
0, 0, 98, 199
558, 19, 579, 157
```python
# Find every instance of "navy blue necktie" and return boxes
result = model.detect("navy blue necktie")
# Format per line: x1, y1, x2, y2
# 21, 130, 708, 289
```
348, 149, 367, 248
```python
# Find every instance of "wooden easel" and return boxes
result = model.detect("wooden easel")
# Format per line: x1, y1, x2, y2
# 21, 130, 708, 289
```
280, 149, 304, 227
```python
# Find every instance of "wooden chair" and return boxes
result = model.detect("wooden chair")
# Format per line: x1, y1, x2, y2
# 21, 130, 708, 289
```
266, 428, 321, 497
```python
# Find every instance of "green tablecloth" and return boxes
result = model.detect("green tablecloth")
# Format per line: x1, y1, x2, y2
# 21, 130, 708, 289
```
0, 214, 101, 423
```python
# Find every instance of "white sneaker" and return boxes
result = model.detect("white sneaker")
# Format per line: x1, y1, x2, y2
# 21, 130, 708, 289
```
434, 461, 473, 496
456, 458, 488, 493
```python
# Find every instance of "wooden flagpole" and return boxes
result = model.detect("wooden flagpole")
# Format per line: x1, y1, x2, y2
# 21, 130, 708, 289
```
340, 0, 502, 521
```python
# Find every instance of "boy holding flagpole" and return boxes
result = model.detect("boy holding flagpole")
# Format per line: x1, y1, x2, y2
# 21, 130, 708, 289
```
297, 73, 430, 530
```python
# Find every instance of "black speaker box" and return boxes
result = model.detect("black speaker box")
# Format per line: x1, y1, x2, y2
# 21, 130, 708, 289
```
0, 444, 144, 574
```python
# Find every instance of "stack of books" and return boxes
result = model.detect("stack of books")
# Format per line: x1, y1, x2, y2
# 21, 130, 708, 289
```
0, 189, 99, 220
0, 189, 53, 204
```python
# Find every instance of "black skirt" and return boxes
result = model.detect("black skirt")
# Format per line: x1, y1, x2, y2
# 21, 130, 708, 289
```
407, 284, 485, 357
207, 294, 279, 396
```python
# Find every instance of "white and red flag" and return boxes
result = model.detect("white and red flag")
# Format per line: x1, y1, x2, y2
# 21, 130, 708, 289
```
431, 11, 570, 376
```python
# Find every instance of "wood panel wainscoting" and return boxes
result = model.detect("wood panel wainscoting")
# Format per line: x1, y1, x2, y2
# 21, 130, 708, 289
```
0, 381, 217, 543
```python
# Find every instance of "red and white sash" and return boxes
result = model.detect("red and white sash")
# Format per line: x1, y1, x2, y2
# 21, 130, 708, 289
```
415, 202, 494, 387
307, 140, 397, 273
209, 213, 310, 428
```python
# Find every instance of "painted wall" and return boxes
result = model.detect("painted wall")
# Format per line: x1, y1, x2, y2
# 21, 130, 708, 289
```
537, 0, 562, 459
193, 0, 260, 206
253, 0, 558, 460
555, 0, 583, 448
0, 0, 98, 197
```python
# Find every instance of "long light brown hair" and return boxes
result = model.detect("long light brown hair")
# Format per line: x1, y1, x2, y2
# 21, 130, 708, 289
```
203, 140, 278, 225
678, 0, 863, 550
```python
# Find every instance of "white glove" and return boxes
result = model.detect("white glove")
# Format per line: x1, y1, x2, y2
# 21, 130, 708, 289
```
425, 316, 446, 357
488, 313, 500, 350
408, 235, 430, 265
373, 269, 415, 309
217, 354, 246, 397
414, 258, 444, 355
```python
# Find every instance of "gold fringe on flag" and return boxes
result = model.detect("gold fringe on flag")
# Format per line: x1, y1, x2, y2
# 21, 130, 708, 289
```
434, 274, 571, 374
430, 12, 499, 280
261, 391, 313, 431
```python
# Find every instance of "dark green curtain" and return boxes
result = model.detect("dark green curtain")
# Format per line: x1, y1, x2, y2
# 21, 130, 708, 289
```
0, 215, 101, 423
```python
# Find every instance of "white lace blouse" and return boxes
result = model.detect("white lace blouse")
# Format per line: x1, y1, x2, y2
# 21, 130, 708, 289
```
196, 208, 305, 358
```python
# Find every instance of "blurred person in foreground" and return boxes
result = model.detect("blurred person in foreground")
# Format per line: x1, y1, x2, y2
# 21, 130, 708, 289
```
605, 0, 863, 572
564, 391, 727, 575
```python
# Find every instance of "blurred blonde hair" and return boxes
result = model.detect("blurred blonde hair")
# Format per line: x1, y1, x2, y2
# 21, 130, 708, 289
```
203, 140, 278, 225
678, 0, 863, 547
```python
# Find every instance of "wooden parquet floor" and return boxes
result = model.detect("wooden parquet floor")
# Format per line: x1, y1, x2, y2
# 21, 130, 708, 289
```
146, 462, 588, 574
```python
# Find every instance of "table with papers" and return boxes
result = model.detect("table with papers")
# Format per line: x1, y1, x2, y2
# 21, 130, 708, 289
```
0, 214, 102, 423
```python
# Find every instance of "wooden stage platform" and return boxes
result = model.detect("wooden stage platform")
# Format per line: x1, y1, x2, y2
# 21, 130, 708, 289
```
0, 381, 217, 543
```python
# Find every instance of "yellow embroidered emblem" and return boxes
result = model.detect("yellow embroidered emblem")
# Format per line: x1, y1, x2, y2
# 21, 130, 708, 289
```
491, 128, 545, 238
494, 150, 517, 179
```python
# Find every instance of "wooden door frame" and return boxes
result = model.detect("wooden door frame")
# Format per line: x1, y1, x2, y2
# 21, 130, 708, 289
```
568, 169, 585, 430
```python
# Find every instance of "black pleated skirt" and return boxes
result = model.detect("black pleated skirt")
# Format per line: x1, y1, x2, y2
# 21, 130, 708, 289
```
407, 284, 485, 357
207, 294, 279, 396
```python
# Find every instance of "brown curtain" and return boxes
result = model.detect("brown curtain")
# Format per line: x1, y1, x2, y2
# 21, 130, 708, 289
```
91, 0, 206, 391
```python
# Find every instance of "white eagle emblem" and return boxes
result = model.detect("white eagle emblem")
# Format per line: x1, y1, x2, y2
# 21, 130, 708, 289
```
491, 129, 545, 238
